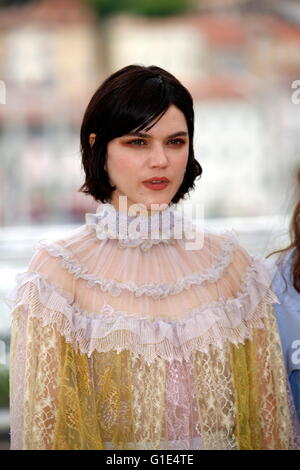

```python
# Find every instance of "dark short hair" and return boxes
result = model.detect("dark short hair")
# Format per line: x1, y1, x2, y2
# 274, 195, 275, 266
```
78, 64, 202, 205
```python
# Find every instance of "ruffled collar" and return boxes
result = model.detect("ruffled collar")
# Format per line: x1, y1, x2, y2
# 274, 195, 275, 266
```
85, 202, 194, 251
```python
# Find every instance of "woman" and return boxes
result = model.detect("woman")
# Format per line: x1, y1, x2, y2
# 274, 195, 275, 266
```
268, 170, 300, 423
6, 64, 300, 450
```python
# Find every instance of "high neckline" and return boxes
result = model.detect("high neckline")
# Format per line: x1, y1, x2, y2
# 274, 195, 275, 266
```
97, 201, 175, 221
85, 202, 193, 251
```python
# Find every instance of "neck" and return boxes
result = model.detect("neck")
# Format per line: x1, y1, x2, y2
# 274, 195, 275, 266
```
108, 196, 172, 217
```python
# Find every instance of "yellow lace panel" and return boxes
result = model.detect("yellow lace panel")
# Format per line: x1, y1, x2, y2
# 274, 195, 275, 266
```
91, 349, 135, 449
16, 314, 61, 450
230, 338, 262, 449
230, 304, 295, 450
257, 305, 296, 449
53, 340, 104, 450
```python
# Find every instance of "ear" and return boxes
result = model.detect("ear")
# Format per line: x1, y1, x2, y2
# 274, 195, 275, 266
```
89, 133, 96, 148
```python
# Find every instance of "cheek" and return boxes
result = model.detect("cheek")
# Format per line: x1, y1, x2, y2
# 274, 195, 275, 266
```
113, 158, 133, 174
174, 152, 188, 173
107, 153, 137, 183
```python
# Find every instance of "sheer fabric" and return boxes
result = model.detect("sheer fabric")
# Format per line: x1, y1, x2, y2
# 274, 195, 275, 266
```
6, 202, 300, 449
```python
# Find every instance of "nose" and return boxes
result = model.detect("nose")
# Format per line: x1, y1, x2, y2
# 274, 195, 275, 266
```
148, 142, 169, 168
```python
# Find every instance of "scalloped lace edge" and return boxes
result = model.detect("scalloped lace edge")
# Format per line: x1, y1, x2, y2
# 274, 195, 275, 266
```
36, 230, 239, 299
6, 260, 279, 365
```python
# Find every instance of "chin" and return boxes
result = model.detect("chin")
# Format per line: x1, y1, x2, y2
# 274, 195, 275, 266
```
144, 199, 172, 211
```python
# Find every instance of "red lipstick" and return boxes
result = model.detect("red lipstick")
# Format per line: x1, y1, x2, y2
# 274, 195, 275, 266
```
142, 177, 170, 191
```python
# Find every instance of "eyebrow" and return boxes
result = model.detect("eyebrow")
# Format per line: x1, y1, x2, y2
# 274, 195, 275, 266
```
124, 131, 188, 139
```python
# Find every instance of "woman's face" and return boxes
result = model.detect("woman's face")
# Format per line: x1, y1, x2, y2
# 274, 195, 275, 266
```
104, 104, 189, 213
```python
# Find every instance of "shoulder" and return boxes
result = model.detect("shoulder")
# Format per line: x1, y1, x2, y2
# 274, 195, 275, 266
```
26, 224, 90, 291
202, 226, 253, 270
5, 226, 88, 314
201, 227, 280, 303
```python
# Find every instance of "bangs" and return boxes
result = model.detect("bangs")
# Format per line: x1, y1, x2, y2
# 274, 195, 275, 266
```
107, 77, 172, 139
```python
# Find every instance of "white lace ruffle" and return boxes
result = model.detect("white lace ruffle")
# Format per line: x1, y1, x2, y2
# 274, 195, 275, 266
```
36, 231, 239, 299
85, 202, 196, 251
6, 257, 279, 365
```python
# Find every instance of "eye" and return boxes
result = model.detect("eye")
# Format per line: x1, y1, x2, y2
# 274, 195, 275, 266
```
126, 138, 187, 146
127, 139, 147, 146
168, 138, 186, 145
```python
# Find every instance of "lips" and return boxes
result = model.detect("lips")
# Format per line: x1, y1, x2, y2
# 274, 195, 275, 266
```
142, 177, 170, 183
142, 177, 170, 191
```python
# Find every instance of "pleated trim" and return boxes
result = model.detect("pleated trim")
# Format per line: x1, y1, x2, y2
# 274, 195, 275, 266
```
36, 230, 239, 299
5, 258, 279, 365
85, 201, 193, 251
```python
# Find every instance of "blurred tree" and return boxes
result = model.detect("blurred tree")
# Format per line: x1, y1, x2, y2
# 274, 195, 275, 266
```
88, 0, 195, 17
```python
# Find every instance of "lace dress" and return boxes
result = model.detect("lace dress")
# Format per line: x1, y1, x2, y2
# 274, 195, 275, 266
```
6, 202, 300, 450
